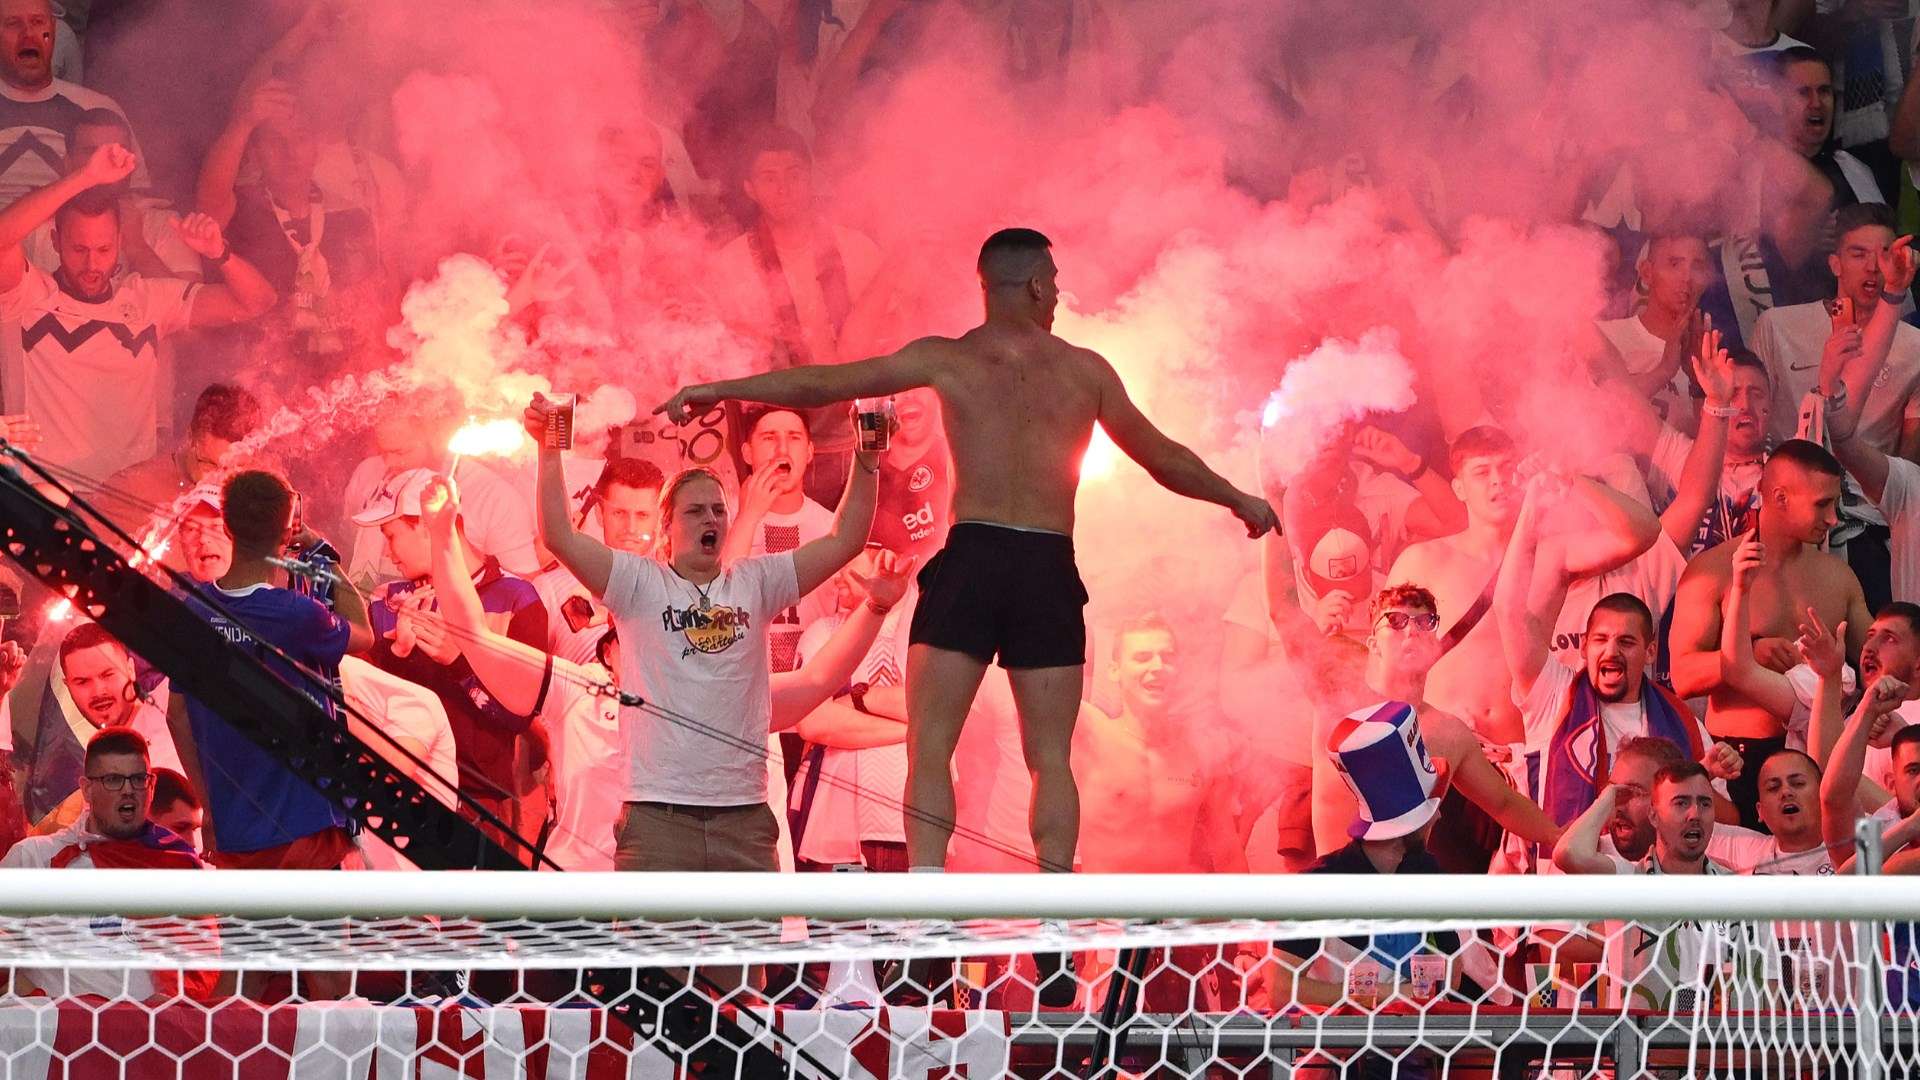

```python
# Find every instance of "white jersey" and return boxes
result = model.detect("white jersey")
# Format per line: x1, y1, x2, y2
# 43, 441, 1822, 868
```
0, 266, 196, 483
544, 658, 624, 872
1604, 852, 1757, 1013
341, 456, 539, 584
789, 604, 909, 865
0, 79, 149, 206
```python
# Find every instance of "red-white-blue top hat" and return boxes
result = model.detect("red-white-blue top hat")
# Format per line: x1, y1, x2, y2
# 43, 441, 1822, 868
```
1328, 700, 1442, 841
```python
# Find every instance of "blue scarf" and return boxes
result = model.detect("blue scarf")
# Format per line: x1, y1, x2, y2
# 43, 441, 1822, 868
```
1537, 671, 1702, 827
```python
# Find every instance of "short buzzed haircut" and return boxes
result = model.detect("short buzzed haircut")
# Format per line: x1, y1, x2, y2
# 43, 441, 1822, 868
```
1588, 591, 1656, 639
221, 469, 294, 557
1769, 45, 1831, 81
1651, 760, 1712, 795
594, 456, 665, 500
1892, 724, 1920, 763
1446, 425, 1515, 478
1654, 760, 1712, 792
1727, 345, 1767, 384
1616, 735, 1686, 773
1759, 746, 1819, 778
1763, 439, 1844, 490
978, 227, 1053, 288
54, 187, 119, 233
84, 726, 149, 769
59, 621, 126, 667
1111, 613, 1175, 661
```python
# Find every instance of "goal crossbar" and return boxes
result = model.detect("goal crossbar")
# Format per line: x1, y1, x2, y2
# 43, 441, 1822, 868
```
0, 869, 1911, 921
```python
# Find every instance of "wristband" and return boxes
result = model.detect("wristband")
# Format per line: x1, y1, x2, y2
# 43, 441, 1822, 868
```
866, 599, 892, 616
211, 245, 233, 266
1884, 288, 1910, 307
1823, 383, 1850, 412
849, 681, 871, 714
1701, 402, 1738, 419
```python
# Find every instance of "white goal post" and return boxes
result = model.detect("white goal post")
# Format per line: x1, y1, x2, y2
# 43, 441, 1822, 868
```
0, 870, 1914, 1079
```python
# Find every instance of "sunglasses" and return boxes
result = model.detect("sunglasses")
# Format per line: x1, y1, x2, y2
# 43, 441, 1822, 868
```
1375, 611, 1440, 633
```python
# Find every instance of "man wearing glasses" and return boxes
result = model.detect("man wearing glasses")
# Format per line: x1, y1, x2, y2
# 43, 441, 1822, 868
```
1309, 583, 1562, 875
2, 727, 207, 1000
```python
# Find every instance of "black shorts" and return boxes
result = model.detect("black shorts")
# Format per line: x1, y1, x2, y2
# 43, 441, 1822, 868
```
908, 521, 1088, 669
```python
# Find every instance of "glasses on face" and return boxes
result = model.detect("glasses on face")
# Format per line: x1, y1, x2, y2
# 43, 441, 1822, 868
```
85, 771, 150, 792
178, 520, 227, 542
1375, 611, 1440, 633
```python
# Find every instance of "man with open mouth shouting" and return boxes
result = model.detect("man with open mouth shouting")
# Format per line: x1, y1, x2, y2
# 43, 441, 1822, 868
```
0, 0, 146, 206
526, 395, 879, 880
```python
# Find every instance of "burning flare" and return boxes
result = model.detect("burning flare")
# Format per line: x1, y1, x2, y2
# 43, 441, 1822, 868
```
447, 418, 527, 459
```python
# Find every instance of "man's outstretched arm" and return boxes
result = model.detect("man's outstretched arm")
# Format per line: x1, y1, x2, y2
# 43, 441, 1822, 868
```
526, 395, 615, 596
1094, 357, 1276, 536
656, 338, 943, 421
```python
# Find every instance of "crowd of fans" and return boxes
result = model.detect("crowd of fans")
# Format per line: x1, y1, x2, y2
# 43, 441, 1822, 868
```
0, 0, 1913, 1020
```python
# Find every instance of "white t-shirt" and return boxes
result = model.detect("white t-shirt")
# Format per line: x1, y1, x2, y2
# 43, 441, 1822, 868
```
339, 656, 460, 872
602, 550, 800, 805
1517, 660, 1717, 763
0, 814, 200, 999
746, 498, 837, 674
0, 266, 196, 483
544, 658, 623, 872
1547, 536, 1688, 672
1754, 301, 1920, 453
1708, 820, 1856, 1008
341, 456, 539, 584
1708, 823, 1836, 875
711, 226, 882, 383
1876, 456, 1920, 604
710, 222, 879, 424
789, 604, 909, 865
1597, 315, 1693, 423
1781, 662, 1859, 751
1603, 852, 1747, 1013
529, 563, 610, 668
339, 656, 458, 810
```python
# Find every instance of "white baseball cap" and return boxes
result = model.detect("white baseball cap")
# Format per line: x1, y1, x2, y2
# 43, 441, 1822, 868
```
351, 468, 442, 528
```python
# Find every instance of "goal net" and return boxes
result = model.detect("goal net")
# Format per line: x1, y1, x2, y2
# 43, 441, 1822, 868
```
0, 869, 1915, 1079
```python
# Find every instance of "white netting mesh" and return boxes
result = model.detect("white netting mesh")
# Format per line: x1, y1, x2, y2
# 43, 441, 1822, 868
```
0, 872, 1916, 1078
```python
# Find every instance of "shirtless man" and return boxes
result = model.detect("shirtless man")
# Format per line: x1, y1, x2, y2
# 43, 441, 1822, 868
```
1384, 427, 1656, 748
1072, 615, 1239, 874
656, 227, 1276, 876
1670, 440, 1872, 827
